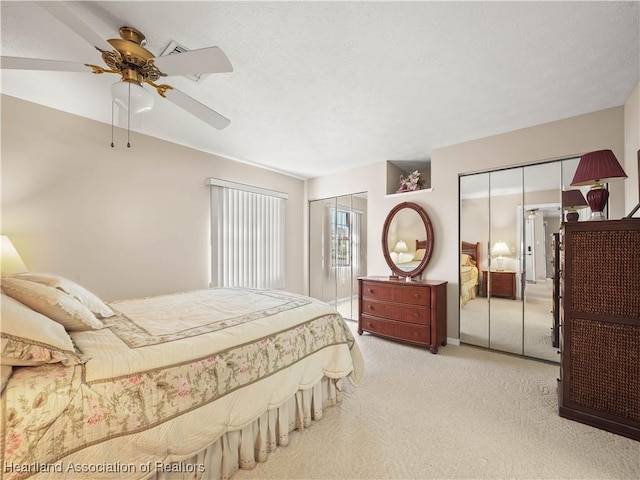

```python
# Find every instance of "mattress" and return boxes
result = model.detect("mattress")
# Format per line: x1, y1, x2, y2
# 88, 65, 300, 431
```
1, 287, 363, 479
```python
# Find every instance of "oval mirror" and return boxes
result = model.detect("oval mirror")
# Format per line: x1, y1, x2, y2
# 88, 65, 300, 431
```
382, 202, 434, 278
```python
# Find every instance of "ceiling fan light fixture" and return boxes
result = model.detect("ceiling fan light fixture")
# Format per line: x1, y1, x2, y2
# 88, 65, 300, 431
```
111, 80, 154, 113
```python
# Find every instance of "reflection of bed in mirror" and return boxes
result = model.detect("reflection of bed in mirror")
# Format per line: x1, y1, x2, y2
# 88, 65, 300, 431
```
390, 239, 428, 272
460, 241, 480, 306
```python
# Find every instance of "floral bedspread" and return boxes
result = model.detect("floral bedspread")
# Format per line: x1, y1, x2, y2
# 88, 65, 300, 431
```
1, 288, 363, 479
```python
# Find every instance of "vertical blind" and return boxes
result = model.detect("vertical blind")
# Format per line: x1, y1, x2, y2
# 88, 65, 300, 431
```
207, 178, 287, 289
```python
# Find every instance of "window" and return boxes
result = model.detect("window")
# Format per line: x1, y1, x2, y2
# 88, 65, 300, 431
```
207, 178, 287, 289
331, 208, 351, 267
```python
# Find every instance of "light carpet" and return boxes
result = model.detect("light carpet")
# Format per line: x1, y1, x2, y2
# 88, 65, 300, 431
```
234, 320, 639, 480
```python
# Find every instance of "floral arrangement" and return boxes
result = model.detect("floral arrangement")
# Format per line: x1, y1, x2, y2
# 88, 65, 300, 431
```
397, 170, 424, 192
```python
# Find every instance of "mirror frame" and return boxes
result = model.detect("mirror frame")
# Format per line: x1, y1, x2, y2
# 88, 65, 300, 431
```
382, 201, 434, 278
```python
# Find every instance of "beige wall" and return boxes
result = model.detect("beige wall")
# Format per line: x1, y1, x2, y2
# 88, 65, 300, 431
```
309, 105, 626, 341
3, 87, 636, 339
1, 95, 305, 301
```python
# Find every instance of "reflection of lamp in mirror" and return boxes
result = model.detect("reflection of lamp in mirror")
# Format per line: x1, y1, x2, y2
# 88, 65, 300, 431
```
1, 235, 28, 274
394, 240, 408, 253
570, 149, 627, 221
562, 189, 588, 222
491, 242, 511, 271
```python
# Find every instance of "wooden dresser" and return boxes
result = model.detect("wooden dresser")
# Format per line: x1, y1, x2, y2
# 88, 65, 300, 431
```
558, 218, 640, 441
358, 276, 447, 353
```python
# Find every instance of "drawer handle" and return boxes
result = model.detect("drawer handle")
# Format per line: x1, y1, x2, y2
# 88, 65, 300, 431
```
367, 322, 373, 328
413, 293, 419, 299
413, 331, 418, 337
368, 305, 375, 311
413, 312, 420, 318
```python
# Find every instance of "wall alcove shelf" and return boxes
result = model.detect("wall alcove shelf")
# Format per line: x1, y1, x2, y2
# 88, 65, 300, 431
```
385, 188, 434, 199
386, 160, 431, 196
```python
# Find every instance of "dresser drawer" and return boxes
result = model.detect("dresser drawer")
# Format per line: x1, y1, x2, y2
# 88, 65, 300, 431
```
362, 298, 429, 325
360, 314, 430, 344
360, 282, 395, 301
361, 281, 431, 306
491, 272, 512, 286
394, 286, 431, 305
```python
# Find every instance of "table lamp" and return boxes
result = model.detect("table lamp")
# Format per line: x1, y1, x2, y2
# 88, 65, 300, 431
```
570, 150, 627, 220
491, 242, 511, 271
394, 240, 408, 253
562, 189, 588, 222
1, 235, 28, 274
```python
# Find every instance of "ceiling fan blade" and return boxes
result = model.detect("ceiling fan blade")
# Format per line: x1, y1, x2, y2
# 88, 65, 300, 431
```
153, 47, 233, 76
164, 88, 230, 130
1, 56, 90, 73
37, 1, 112, 52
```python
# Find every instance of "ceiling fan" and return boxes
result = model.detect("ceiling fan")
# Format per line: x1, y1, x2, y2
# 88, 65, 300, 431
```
1, 1, 233, 136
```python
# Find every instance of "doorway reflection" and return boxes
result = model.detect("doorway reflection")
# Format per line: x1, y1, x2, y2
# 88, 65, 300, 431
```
523, 162, 561, 361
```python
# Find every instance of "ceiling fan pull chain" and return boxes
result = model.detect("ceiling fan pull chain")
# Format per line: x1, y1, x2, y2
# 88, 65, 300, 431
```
127, 83, 131, 148
111, 100, 115, 148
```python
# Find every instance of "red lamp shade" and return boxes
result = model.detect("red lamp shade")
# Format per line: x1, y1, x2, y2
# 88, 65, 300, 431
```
562, 189, 588, 222
570, 150, 627, 186
562, 189, 588, 209
570, 149, 627, 220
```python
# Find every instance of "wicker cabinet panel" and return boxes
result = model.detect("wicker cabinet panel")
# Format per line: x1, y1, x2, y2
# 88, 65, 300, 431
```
569, 318, 640, 424
558, 219, 640, 441
358, 277, 447, 353
567, 230, 640, 318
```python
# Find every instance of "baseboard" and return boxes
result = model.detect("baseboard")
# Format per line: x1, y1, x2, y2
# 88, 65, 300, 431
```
447, 337, 460, 346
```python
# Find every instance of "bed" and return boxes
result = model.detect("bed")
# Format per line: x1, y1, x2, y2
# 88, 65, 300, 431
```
460, 241, 480, 307
0, 274, 364, 480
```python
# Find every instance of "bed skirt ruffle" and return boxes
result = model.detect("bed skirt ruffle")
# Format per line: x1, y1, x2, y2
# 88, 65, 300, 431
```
150, 376, 341, 480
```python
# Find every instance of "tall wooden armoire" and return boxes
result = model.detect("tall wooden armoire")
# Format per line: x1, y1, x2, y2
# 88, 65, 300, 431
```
558, 218, 640, 441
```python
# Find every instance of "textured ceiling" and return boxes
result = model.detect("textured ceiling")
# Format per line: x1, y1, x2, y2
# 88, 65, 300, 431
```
1, 1, 639, 179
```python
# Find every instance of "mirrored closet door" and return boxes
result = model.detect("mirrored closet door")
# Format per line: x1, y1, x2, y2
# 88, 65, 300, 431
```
460, 158, 584, 362
489, 168, 525, 355
309, 193, 367, 320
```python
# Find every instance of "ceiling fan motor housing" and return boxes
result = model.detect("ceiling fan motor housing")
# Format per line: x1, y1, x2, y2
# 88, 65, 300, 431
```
104, 26, 165, 85
119, 26, 146, 46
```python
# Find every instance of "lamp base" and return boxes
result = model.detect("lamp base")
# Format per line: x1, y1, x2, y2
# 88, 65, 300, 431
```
586, 185, 608, 221
565, 210, 579, 222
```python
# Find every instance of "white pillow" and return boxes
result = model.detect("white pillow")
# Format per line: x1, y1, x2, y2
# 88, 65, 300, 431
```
397, 252, 415, 264
1, 294, 85, 366
16, 273, 114, 318
1, 277, 104, 331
